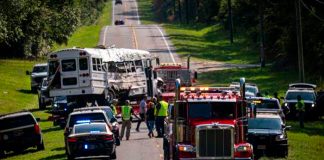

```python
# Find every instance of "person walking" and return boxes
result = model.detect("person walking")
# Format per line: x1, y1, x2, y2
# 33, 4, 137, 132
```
120, 100, 138, 140
136, 95, 147, 132
295, 95, 305, 128
146, 102, 155, 138
155, 95, 168, 138
110, 99, 118, 116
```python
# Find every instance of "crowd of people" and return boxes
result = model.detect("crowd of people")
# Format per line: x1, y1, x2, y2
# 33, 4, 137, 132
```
112, 94, 169, 140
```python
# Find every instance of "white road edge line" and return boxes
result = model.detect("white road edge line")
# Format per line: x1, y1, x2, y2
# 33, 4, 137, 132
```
102, 26, 108, 46
155, 25, 176, 64
112, 0, 115, 25
134, 0, 141, 25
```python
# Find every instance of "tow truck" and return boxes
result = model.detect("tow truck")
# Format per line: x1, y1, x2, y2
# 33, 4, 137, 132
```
163, 78, 254, 160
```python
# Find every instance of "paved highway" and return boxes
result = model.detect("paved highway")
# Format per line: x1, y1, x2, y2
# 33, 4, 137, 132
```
98, 0, 178, 159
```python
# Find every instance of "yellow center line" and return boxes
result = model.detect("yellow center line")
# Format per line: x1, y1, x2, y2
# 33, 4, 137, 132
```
131, 25, 138, 49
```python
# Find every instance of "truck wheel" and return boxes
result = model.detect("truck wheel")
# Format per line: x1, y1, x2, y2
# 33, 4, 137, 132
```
107, 90, 116, 102
37, 141, 45, 151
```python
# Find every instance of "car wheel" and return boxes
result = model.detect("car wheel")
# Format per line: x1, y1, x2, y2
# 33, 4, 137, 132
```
67, 154, 74, 160
110, 150, 117, 159
0, 149, 5, 158
37, 141, 45, 151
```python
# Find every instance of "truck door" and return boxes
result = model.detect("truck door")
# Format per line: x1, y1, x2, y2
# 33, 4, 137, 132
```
60, 59, 79, 89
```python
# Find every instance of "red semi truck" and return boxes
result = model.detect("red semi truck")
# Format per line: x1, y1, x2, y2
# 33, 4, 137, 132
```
163, 78, 254, 160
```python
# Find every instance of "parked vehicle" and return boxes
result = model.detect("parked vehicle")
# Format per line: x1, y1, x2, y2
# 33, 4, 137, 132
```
115, 0, 122, 5
246, 97, 287, 121
248, 113, 289, 158
230, 82, 259, 97
47, 47, 159, 106
49, 96, 79, 128
66, 123, 116, 160
114, 20, 124, 25
64, 110, 113, 151
0, 111, 44, 157
26, 63, 48, 93
38, 77, 52, 109
163, 78, 254, 160
283, 83, 318, 120
74, 106, 120, 146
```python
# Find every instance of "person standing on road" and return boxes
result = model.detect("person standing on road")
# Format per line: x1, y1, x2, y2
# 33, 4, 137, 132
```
146, 102, 155, 138
110, 99, 118, 116
120, 100, 139, 140
136, 95, 147, 132
155, 95, 169, 138
296, 95, 305, 128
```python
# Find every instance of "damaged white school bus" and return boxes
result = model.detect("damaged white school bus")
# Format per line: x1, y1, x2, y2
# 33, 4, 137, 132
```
47, 47, 158, 106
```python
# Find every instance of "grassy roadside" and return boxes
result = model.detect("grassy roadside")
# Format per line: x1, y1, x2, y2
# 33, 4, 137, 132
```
52, 1, 112, 51
0, 2, 112, 159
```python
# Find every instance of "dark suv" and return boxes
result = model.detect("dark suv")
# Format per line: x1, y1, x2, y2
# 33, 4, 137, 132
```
284, 83, 317, 120
248, 113, 289, 159
0, 111, 45, 157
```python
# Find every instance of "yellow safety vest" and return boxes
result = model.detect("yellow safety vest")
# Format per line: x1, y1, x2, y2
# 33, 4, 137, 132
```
295, 100, 305, 112
155, 101, 168, 117
122, 105, 132, 120
111, 105, 117, 115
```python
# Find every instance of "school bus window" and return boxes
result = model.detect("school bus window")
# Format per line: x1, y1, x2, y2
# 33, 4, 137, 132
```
97, 58, 102, 71
135, 60, 143, 72
62, 59, 76, 72
79, 58, 88, 70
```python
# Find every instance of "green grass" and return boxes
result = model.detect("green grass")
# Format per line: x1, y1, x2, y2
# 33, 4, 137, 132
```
164, 23, 259, 64
197, 67, 299, 97
52, 1, 112, 51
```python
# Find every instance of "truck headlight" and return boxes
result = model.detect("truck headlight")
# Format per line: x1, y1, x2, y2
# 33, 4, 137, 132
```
284, 103, 288, 107
236, 144, 252, 152
178, 144, 195, 152
53, 104, 58, 107
275, 134, 285, 141
311, 104, 315, 108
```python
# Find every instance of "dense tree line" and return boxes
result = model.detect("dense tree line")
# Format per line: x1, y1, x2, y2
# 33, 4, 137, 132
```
153, 0, 324, 78
0, 0, 108, 57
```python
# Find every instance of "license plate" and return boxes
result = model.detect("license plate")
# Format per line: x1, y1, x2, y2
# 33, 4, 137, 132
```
13, 130, 24, 136
257, 145, 266, 150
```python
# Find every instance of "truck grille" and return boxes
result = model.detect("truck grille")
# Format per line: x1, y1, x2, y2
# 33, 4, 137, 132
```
196, 126, 233, 158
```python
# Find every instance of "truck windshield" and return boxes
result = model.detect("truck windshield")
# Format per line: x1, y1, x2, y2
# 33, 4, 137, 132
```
33, 66, 47, 73
188, 102, 235, 119
248, 99, 279, 110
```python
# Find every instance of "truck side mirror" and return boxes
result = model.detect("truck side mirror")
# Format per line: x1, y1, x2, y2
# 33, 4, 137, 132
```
26, 70, 30, 75
153, 71, 157, 79
194, 71, 198, 79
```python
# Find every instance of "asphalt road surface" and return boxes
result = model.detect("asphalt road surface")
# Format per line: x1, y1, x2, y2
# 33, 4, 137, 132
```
98, 0, 179, 159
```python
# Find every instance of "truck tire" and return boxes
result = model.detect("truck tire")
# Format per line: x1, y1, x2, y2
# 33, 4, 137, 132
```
38, 97, 46, 110
107, 90, 116, 102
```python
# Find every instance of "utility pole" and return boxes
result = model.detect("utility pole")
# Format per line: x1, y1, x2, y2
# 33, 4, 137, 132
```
185, 0, 189, 24
228, 0, 234, 44
259, 1, 265, 67
295, 0, 305, 82
178, 0, 182, 22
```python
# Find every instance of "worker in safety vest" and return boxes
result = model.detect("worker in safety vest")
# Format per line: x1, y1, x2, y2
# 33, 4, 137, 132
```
154, 95, 169, 138
295, 95, 305, 128
110, 99, 118, 116
120, 100, 138, 140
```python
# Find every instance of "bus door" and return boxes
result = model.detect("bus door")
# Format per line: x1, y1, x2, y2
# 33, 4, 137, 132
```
60, 58, 79, 89
78, 57, 90, 87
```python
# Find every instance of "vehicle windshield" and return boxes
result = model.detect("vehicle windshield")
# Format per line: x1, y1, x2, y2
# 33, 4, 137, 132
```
74, 123, 107, 134
248, 99, 280, 110
0, 115, 35, 130
248, 118, 281, 130
246, 86, 257, 94
285, 91, 315, 101
33, 66, 47, 73
69, 113, 106, 127
188, 102, 236, 119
